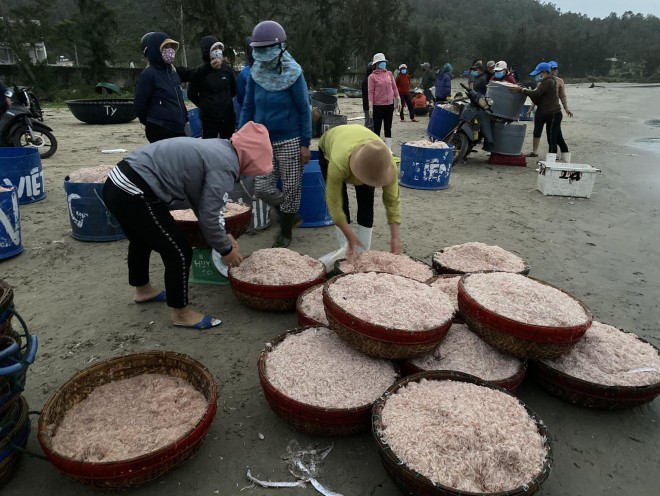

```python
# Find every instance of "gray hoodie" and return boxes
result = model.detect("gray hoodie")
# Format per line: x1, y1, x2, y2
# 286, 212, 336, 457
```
125, 137, 239, 255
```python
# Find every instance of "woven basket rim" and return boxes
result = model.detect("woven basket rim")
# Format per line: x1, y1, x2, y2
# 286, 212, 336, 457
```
258, 326, 384, 414
0, 395, 28, 451
0, 280, 13, 313
402, 358, 528, 389
295, 284, 326, 326
459, 273, 593, 334
432, 248, 530, 275
333, 255, 435, 283
534, 328, 660, 394
37, 350, 217, 467
324, 273, 454, 338
229, 253, 326, 291
372, 370, 553, 496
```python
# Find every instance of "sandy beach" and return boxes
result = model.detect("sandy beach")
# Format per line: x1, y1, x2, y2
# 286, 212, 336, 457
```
1, 82, 659, 495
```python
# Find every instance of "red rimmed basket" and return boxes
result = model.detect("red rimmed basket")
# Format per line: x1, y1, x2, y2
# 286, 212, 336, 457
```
334, 255, 435, 283
458, 275, 592, 359
531, 330, 660, 409
37, 351, 217, 488
229, 258, 326, 312
0, 395, 30, 489
427, 274, 464, 323
174, 206, 252, 247
258, 327, 393, 435
0, 280, 13, 337
372, 371, 553, 496
295, 284, 327, 327
323, 273, 454, 360
432, 248, 530, 276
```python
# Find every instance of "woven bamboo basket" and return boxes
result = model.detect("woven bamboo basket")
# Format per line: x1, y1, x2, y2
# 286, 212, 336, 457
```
372, 371, 552, 496
37, 351, 217, 488
432, 248, 530, 275
426, 275, 465, 323
399, 359, 527, 392
0, 395, 30, 489
531, 332, 660, 409
458, 275, 592, 360
0, 280, 13, 337
333, 255, 435, 283
229, 257, 325, 312
258, 327, 394, 435
0, 329, 33, 412
324, 273, 453, 360
174, 206, 252, 247
295, 284, 327, 327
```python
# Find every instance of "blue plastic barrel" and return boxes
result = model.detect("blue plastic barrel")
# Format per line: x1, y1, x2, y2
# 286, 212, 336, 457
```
188, 108, 202, 138
63, 179, 125, 242
298, 159, 333, 228
399, 143, 454, 190
0, 187, 23, 260
0, 148, 46, 204
427, 106, 459, 141
519, 104, 534, 121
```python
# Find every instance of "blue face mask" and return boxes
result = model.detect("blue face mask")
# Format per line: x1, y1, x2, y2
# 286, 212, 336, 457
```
534, 75, 543, 82
377, 62, 387, 70
495, 71, 505, 79
471, 70, 479, 77
252, 45, 281, 62
401, 69, 407, 74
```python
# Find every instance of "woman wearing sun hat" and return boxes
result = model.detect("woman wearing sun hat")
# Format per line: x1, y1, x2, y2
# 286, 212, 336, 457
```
368, 52, 401, 150
316, 124, 402, 270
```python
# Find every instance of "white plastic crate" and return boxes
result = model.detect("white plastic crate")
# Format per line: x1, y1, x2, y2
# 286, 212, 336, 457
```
536, 162, 601, 198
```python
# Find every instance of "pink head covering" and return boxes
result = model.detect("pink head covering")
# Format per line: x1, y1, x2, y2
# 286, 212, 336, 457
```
230, 122, 273, 176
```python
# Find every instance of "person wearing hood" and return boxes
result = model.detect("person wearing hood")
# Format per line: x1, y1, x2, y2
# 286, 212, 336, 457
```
368, 53, 400, 150
188, 36, 237, 139
435, 63, 453, 102
396, 64, 417, 122
317, 124, 402, 270
239, 20, 312, 248
490, 61, 517, 84
134, 32, 187, 143
102, 122, 273, 329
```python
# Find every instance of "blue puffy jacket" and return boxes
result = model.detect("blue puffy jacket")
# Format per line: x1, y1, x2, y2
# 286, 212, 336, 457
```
134, 32, 187, 133
435, 72, 452, 101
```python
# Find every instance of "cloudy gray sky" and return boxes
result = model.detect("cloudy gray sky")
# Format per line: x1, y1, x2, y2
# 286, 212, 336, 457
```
549, 0, 660, 18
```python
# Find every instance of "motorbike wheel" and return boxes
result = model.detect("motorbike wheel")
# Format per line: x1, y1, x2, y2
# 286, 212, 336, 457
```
448, 132, 469, 166
12, 124, 58, 159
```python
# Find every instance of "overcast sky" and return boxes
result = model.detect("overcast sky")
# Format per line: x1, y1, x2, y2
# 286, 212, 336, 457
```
548, 0, 660, 18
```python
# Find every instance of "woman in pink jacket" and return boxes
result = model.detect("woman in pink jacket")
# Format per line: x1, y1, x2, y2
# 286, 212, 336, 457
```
368, 52, 400, 151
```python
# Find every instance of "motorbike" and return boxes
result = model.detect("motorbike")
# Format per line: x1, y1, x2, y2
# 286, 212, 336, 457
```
14, 86, 44, 122
0, 101, 57, 159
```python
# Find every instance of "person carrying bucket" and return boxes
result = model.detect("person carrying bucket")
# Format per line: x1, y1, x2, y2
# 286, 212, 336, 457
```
102, 122, 273, 329
317, 124, 402, 271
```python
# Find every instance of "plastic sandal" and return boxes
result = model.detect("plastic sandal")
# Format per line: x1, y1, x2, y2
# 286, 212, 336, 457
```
134, 290, 167, 304
173, 315, 222, 329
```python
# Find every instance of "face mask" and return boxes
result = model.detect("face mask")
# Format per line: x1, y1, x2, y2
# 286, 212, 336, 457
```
377, 62, 387, 70
210, 49, 223, 60
252, 45, 281, 62
535, 75, 543, 82
401, 69, 407, 74
495, 71, 505, 79
161, 47, 176, 64
471, 70, 479, 77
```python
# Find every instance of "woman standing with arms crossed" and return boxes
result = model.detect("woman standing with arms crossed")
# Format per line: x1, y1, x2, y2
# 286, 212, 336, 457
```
368, 53, 400, 151
239, 20, 312, 248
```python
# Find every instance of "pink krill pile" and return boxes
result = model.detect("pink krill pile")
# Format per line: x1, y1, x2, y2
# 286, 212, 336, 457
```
328, 272, 454, 330
430, 276, 461, 310
50, 374, 207, 462
542, 321, 660, 387
339, 250, 434, 282
231, 248, 324, 285
171, 202, 250, 222
299, 285, 328, 325
437, 103, 460, 115
464, 272, 589, 327
434, 242, 526, 273
411, 324, 523, 381
266, 327, 397, 408
379, 379, 547, 493
405, 140, 449, 149
68, 164, 114, 184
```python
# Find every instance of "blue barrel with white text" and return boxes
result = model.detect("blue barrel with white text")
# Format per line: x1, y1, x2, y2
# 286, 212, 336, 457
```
63, 178, 125, 242
0, 148, 46, 204
0, 186, 23, 260
399, 143, 454, 190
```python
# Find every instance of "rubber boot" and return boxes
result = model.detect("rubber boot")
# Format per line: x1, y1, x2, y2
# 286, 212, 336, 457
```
562, 152, 572, 164
384, 137, 392, 151
273, 212, 296, 248
319, 227, 348, 272
356, 225, 372, 253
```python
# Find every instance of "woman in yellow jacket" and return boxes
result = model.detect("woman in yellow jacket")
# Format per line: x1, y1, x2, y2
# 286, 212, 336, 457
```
318, 124, 402, 270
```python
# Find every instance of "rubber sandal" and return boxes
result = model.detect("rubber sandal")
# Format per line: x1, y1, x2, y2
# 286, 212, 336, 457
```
134, 290, 167, 304
173, 315, 222, 329
526, 152, 539, 157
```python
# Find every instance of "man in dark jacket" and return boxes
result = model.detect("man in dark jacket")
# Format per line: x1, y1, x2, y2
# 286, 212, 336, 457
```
134, 32, 187, 143
188, 36, 237, 139
420, 62, 435, 106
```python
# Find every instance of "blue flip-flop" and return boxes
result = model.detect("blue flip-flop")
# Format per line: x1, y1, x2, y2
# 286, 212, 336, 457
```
135, 290, 167, 304
173, 315, 222, 330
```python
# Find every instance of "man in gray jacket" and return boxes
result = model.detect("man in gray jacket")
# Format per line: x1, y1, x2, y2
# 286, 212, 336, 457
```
103, 122, 273, 329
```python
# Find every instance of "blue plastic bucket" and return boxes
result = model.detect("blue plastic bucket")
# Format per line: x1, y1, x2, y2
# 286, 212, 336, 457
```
427, 106, 459, 141
0, 148, 46, 204
399, 144, 454, 190
0, 187, 23, 260
298, 160, 333, 228
188, 108, 202, 138
520, 104, 534, 121
63, 179, 125, 242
